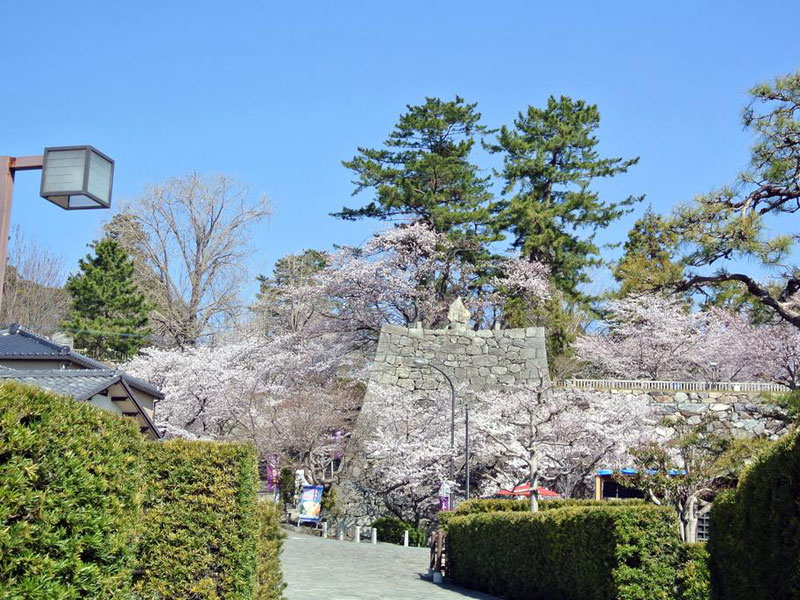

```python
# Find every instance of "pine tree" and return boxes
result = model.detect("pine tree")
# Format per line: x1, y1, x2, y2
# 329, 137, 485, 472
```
613, 207, 683, 296
332, 96, 498, 257
490, 95, 642, 302
63, 238, 151, 360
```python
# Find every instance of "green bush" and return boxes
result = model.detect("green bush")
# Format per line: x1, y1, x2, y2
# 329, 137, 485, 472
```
371, 517, 426, 546
677, 543, 710, 600
255, 501, 286, 600
133, 439, 278, 600
447, 504, 683, 600
454, 497, 646, 515
0, 382, 144, 598
709, 428, 800, 599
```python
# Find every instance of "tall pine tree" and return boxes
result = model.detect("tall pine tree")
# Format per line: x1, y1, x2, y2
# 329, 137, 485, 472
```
490, 95, 642, 302
63, 238, 150, 360
332, 96, 498, 257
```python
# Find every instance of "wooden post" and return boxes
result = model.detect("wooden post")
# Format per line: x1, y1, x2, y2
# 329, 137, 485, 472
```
594, 474, 603, 501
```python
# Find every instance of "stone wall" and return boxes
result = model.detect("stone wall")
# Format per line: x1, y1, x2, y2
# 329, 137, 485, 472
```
563, 387, 790, 440
369, 323, 549, 392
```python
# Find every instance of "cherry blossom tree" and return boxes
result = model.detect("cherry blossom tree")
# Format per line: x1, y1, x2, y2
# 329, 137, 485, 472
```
576, 294, 800, 387
357, 376, 661, 519
470, 374, 663, 510
286, 223, 550, 344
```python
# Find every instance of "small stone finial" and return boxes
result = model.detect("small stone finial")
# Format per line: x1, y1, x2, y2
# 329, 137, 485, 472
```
447, 297, 470, 330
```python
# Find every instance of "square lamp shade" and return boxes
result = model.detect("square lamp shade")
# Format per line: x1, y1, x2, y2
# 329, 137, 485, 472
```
39, 146, 114, 209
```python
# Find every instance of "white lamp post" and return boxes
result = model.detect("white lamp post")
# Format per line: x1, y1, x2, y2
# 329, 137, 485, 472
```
0, 146, 114, 311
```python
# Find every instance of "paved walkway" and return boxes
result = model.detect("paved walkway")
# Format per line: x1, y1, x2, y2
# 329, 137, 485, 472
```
281, 532, 499, 600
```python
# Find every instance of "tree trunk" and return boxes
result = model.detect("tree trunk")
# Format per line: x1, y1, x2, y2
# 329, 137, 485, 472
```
679, 496, 698, 543
528, 452, 540, 512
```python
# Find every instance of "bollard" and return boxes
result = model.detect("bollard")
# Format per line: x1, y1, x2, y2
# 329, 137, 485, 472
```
403, 530, 409, 547
354, 525, 361, 543
321, 522, 328, 539
338, 526, 344, 541
371, 527, 377, 544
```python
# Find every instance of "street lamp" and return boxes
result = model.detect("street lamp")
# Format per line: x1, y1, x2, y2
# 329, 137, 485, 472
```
0, 146, 114, 311
411, 357, 457, 505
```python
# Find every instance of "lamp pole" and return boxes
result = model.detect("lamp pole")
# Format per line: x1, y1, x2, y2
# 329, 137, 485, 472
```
0, 155, 44, 312
412, 358, 456, 505
0, 147, 114, 313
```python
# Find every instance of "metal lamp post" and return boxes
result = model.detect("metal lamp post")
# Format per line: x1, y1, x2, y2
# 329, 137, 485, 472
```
0, 146, 114, 311
411, 357, 457, 506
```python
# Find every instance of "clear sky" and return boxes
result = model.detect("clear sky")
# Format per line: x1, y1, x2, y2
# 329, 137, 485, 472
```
3, 1, 800, 299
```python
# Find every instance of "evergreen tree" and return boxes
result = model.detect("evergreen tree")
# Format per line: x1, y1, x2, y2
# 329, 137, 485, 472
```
490, 95, 642, 302
332, 96, 498, 256
63, 238, 150, 360
613, 207, 683, 296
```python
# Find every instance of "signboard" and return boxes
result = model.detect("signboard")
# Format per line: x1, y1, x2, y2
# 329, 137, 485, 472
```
297, 485, 324, 524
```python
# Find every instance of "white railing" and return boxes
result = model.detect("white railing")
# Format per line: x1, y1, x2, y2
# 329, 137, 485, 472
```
557, 378, 787, 393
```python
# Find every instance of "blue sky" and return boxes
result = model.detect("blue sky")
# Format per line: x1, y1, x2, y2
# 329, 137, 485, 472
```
3, 1, 799, 299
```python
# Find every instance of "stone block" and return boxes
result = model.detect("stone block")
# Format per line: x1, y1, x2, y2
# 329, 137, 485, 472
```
675, 392, 689, 402
491, 366, 508, 375
506, 329, 525, 339
710, 403, 731, 412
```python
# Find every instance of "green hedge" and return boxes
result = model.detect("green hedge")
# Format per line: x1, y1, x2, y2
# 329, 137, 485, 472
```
255, 501, 286, 600
371, 517, 426, 546
454, 498, 646, 514
710, 428, 800, 599
133, 439, 267, 599
677, 544, 710, 600
447, 504, 683, 600
0, 382, 144, 598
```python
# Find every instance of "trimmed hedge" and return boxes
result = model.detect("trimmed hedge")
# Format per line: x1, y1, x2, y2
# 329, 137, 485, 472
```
255, 501, 286, 600
371, 517, 426, 546
0, 382, 144, 598
710, 428, 800, 599
454, 498, 646, 514
133, 439, 267, 599
677, 544, 710, 600
447, 504, 683, 600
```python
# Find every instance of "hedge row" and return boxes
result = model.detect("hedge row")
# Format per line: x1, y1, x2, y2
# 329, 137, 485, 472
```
133, 439, 282, 599
0, 383, 284, 599
0, 382, 143, 599
446, 504, 683, 600
454, 498, 646, 514
709, 427, 800, 599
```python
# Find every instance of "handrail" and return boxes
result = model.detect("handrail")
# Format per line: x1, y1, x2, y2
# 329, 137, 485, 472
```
556, 378, 786, 393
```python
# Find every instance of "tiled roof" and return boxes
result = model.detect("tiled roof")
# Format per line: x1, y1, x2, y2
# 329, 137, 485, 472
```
0, 325, 163, 398
0, 368, 160, 438
0, 369, 120, 401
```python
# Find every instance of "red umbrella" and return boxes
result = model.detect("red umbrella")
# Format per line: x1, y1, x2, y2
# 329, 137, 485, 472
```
497, 482, 561, 498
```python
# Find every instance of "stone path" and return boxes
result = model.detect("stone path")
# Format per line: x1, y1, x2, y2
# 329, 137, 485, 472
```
281, 532, 499, 600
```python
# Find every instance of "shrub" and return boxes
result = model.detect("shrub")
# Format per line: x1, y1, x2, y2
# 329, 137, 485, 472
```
677, 543, 710, 600
447, 504, 683, 600
371, 516, 426, 546
132, 439, 265, 600
709, 428, 800, 599
454, 497, 646, 515
279, 466, 295, 507
255, 501, 286, 600
0, 382, 144, 598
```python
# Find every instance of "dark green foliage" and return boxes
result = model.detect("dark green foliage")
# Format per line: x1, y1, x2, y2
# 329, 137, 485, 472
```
613, 207, 683, 296
677, 544, 710, 600
453, 497, 646, 514
0, 382, 143, 599
709, 428, 800, 599
279, 466, 296, 507
64, 237, 150, 359
446, 505, 682, 600
333, 96, 495, 248
371, 517, 426, 546
255, 501, 286, 600
133, 439, 266, 599
489, 95, 641, 304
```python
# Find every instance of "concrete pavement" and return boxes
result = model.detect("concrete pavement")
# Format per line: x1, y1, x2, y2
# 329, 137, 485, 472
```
281, 532, 499, 600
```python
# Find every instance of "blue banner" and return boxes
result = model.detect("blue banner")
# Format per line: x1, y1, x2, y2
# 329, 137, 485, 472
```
297, 485, 324, 524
